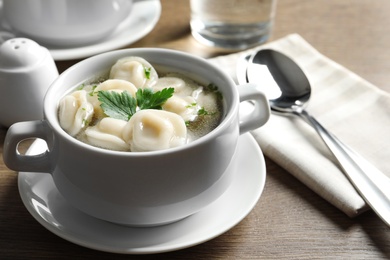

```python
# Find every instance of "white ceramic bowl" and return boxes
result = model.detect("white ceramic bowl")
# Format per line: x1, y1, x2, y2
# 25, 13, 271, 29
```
3, 0, 133, 46
4, 48, 270, 226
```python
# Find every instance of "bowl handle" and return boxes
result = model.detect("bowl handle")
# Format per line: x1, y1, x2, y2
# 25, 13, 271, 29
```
238, 83, 270, 134
3, 120, 52, 173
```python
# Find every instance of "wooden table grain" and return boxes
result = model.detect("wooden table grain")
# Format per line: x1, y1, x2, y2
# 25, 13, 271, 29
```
1, 0, 390, 259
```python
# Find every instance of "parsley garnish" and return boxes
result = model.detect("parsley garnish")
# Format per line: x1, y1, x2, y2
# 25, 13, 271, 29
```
197, 107, 216, 116
77, 83, 85, 90
186, 102, 197, 108
98, 91, 137, 121
97, 88, 174, 121
207, 83, 218, 92
137, 88, 174, 110
207, 83, 223, 100
89, 85, 98, 96
144, 67, 152, 79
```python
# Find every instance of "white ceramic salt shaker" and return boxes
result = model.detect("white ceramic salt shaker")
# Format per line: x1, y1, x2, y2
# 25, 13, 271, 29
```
0, 38, 58, 127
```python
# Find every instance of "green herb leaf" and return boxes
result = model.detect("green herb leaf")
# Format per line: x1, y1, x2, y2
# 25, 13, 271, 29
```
98, 87, 174, 121
207, 83, 223, 100
186, 102, 197, 108
198, 107, 216, 116
137, 88, 174, 110
144, 67, 152, 79
77, 83, 85, 90
207, 83, 218, 92
98, 91, 137, 121
89, 85, 98, 96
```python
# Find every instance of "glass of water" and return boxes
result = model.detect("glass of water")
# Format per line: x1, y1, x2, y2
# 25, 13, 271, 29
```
190, 0, 277, 50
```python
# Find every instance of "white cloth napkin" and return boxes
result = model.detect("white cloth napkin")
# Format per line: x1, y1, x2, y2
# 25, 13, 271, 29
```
209, 34, 390, 217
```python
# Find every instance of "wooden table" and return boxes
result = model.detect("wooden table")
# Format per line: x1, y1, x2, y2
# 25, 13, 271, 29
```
1, 0, 390, 259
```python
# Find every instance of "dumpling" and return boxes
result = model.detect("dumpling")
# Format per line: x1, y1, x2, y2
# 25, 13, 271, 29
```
152, 77, 190, 95
85, 117, 129, 151
93, 79, 137, 94
122, 110, 187, 152
162, 95, 199, 121
88, 79, 137, 118
58, 90, 94, 136
109, 57, 158, 89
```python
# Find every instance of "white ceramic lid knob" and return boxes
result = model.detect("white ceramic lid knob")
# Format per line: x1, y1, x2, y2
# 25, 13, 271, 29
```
0, 38, 59, 127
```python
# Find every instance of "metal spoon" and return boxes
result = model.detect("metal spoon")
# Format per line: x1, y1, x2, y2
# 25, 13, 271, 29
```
244, 49, 390, 226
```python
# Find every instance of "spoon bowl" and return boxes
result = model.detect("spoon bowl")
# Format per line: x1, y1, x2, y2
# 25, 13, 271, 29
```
244, 48, 390, 227
248, 49, 311, 112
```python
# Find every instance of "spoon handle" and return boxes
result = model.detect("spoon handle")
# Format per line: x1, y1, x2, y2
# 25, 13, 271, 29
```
297, 109, 390, 226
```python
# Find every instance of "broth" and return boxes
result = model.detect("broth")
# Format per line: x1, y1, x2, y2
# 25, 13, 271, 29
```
58, 57, 223, 152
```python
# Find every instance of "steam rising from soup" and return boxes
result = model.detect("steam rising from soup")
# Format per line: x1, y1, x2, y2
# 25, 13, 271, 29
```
58, 56, 223, 152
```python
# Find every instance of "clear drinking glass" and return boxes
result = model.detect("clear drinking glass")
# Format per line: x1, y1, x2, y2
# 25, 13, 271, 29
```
190, 0, 277, 50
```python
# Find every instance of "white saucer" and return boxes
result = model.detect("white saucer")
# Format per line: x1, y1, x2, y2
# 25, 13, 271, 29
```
18, 133, 266, 254
0, 0, 161, 61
